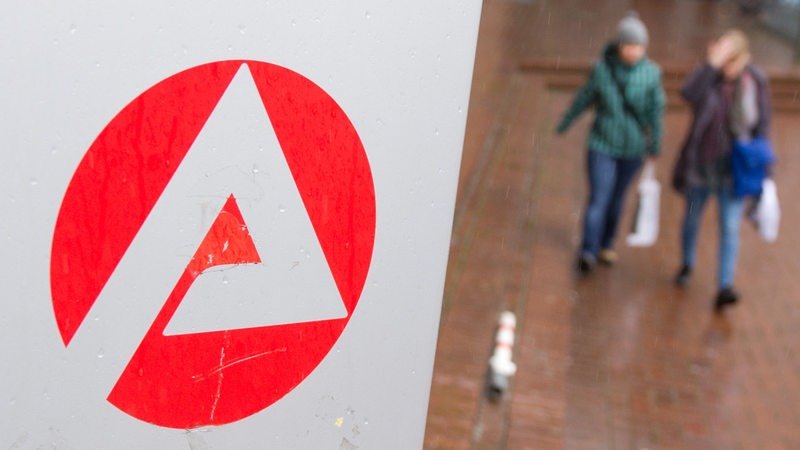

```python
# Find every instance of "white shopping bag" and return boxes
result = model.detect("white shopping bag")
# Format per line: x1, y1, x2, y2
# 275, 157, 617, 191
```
627, 161, 660, 247
753, 178, 780, 242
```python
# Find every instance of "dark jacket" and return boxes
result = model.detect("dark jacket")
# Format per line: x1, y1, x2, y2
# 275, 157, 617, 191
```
557, 44, 665, 158
671, 63, 771, 192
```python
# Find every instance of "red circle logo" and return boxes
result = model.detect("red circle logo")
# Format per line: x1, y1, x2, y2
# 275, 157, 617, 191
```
50, 60, 375, 428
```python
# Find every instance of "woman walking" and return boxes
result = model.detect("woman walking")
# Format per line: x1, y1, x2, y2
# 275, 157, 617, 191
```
557, 12, 665, 274
672, 29, 772, 312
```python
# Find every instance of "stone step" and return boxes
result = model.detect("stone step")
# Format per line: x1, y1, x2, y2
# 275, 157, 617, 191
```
521, 59, 800, 112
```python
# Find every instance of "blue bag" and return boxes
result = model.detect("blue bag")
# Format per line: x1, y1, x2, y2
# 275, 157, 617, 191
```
731, 137, 775, 198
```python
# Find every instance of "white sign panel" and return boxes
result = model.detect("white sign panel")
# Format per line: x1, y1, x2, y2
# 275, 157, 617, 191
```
1, 2, 480, 449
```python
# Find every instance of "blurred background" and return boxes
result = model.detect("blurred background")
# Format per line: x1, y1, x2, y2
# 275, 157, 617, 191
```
424, 0, 800, 448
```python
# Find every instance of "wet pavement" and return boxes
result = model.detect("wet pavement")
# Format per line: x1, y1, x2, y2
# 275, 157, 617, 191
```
424, 0, 800, 448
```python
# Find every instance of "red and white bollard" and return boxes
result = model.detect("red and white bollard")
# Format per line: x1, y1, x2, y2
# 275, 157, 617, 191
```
488, 311, 517, 399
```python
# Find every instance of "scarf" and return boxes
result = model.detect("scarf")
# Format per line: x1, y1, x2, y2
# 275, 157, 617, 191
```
700, 70, 758, 166
729, 70, 759, 140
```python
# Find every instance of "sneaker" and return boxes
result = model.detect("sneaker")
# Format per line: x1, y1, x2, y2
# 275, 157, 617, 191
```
714, 287, 739, 312
598, 249, 618, 265
675, 265, 692, 287
577, 252, 596, 275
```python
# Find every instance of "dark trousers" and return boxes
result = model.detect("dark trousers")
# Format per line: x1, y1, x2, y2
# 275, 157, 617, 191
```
581, 150, 643, 257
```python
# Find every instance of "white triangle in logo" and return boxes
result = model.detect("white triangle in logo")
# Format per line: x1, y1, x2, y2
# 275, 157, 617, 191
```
162, 63, 346, 335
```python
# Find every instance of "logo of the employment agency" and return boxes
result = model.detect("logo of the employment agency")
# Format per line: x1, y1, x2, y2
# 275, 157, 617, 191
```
50, 60, 376, 428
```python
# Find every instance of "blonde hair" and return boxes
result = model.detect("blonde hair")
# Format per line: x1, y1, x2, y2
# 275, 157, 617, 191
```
722, 29, 751, 64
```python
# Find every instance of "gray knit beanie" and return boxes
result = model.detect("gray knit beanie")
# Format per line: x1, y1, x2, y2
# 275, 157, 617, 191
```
617, 11, 649, 46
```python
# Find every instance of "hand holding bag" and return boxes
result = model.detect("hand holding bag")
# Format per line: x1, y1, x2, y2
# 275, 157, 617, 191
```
627, 161, 660, 247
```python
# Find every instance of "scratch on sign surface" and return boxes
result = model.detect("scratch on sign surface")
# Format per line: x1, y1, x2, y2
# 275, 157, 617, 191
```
193, 347, 288, 382
209, 345, 226, 421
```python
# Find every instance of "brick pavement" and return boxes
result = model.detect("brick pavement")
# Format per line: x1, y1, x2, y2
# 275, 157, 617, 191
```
424, 1, 800, 449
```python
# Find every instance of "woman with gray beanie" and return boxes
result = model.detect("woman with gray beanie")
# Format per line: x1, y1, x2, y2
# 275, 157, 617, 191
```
557, 11, 665, 274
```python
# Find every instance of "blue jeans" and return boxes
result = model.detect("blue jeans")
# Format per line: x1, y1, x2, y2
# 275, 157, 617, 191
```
581, 151, 643, 258
680, 185, 745, 289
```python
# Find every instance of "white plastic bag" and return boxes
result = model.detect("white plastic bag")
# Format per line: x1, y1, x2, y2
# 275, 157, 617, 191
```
626, 162, 660, 247
753, 178, 780, 242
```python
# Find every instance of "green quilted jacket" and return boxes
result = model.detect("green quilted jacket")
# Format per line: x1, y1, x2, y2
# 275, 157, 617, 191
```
557, 44, 665, 158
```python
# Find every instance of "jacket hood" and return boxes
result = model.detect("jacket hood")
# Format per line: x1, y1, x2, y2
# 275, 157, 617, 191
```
603, 43, 618, 60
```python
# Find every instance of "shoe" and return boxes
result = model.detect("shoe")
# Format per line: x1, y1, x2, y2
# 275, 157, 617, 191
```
577, 252, 596, 275
714, 287, 739, 312
598, 249, 618, 265
675, 265, 692, 287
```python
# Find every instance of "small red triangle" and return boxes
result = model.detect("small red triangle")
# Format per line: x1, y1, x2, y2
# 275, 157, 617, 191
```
187, 194, 261, 275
